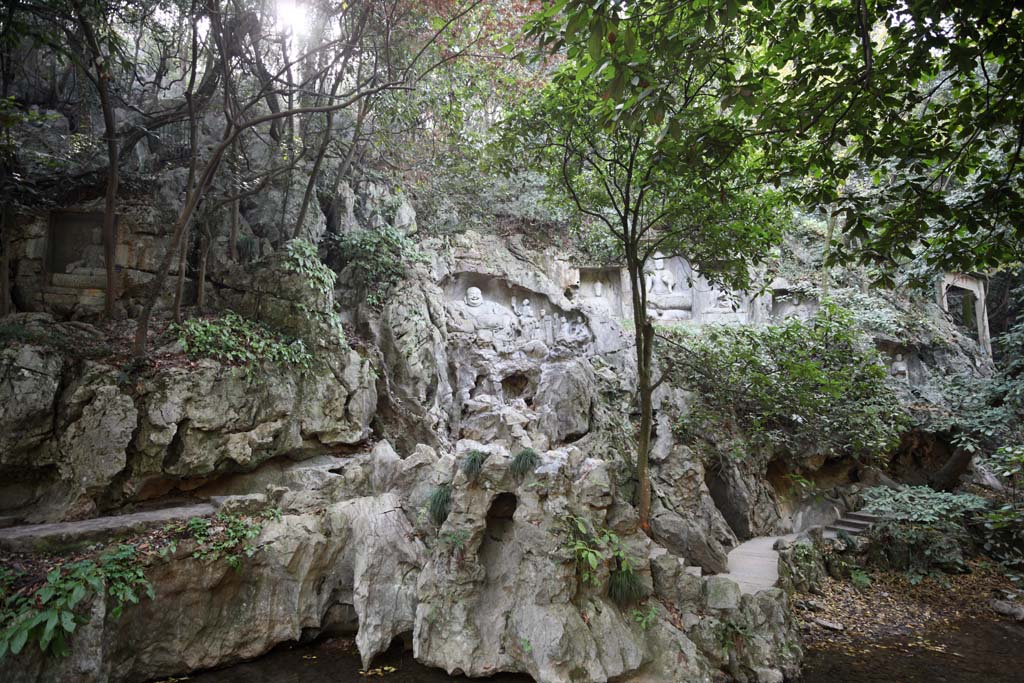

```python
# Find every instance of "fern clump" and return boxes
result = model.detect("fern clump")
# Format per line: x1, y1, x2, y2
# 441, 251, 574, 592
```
428, 484, 453, 526
608, 564, 648, 607
510, 448, 540, 477
461, 450, 488, 483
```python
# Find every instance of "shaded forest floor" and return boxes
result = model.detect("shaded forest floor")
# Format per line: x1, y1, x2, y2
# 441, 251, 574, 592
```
798, 562, 1024, 682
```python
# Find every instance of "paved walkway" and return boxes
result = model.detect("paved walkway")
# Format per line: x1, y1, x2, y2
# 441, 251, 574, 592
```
721, 534, 796, 594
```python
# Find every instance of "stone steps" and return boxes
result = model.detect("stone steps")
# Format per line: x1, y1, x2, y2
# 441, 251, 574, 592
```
824, 509, 880, 538
41, 285, 106, 308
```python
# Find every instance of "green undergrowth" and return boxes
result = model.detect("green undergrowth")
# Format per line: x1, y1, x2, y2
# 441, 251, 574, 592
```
172, 311, 313, 377
164, 508, 282, 571
0, 507, 280, 662
0, 544, 152, 660
325, 225, 424, 310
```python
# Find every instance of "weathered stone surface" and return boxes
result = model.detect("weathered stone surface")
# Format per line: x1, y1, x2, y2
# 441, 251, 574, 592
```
705, 575, 742, 610
1, 493, 426, 683
0, 338, 63, 463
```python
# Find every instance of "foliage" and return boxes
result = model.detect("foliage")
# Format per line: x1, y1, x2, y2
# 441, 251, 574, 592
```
631, 604, 659, 630
282, 239, 337, 298
866, 518, 972, 579
862, 486, 988, 524
560, 515, 648, 604
915, 303, 1024, 456
428, 484, 453, 527
527, 0, 1024, 281
849, 568, 872, 591
326, 226, 424, 310
176, 509, 278, 571
173, 311, 313, 376
0, 544, 152, 660
510, 448, 540, 478
666, 304, 906, 464
460, 450, 488, 484
978, 446, 1024, 583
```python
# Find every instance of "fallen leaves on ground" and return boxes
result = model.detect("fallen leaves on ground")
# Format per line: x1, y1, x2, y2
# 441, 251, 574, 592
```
797, 560, 1018, 658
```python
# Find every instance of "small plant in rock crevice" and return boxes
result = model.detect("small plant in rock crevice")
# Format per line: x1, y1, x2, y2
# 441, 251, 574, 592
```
608, 561, 647, 606
560, 514, 648, 605
510, 448, 540, 478
428, 484, 453, 526
461, 450, 488, 484
169, 508, 280, 571
631, 603, 659, 630
440, 529, 470, 555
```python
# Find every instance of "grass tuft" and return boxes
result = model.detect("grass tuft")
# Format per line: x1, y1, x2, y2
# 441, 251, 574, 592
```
510, 448, 540, 477
608, 564, 648, 606
461, 450, 488, 483
428, 484, 452, 526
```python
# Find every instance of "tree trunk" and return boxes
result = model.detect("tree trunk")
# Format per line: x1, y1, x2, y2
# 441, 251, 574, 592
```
196, 225, 210, 311
1, 203, 11, 317
229, 192, 239, 262
78, 12, 120, 318
929, 447, 974, 492
172, 225, 189, 321
626, 253, 654, 533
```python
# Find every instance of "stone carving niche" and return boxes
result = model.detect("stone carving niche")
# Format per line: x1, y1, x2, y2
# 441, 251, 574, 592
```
445, 273, 591, 351
45, 211, 115, 288
643, 255, 694, 321
578, 267, 625, 317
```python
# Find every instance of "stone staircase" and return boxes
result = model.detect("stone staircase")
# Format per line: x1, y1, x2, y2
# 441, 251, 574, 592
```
823, 510, 879, 539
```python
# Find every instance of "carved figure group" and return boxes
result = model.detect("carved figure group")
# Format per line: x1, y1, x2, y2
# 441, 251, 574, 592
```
458, 286, 589, 348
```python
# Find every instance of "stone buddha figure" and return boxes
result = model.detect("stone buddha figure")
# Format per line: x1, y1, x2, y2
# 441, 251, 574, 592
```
460, 286, 513, 341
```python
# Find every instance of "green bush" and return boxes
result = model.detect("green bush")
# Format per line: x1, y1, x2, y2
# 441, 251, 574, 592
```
665, 303, 906, 464
861, 486, 988, 524
180, 510, 272, 571
510, 448, 540, 477
428, 484, 453, 526
173, 311, 313, 376
325, 226, 423, 309
282, 238, 337, 297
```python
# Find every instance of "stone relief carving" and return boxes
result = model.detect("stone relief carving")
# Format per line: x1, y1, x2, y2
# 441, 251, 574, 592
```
447, 276, 592, 352
578, 268, 624, 317
891, 353, 909, 382
644, 255, 693, 321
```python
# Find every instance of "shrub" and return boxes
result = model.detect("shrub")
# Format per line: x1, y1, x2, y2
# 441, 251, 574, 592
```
325, 226, 424, 309
282, 238, 337, 297
461, 450, 488, 483
861, 486, 988, 524
510, 448, 540, 478
428, 484, 453, 526
173, 311, 313, 376
665, 303, 907, 464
